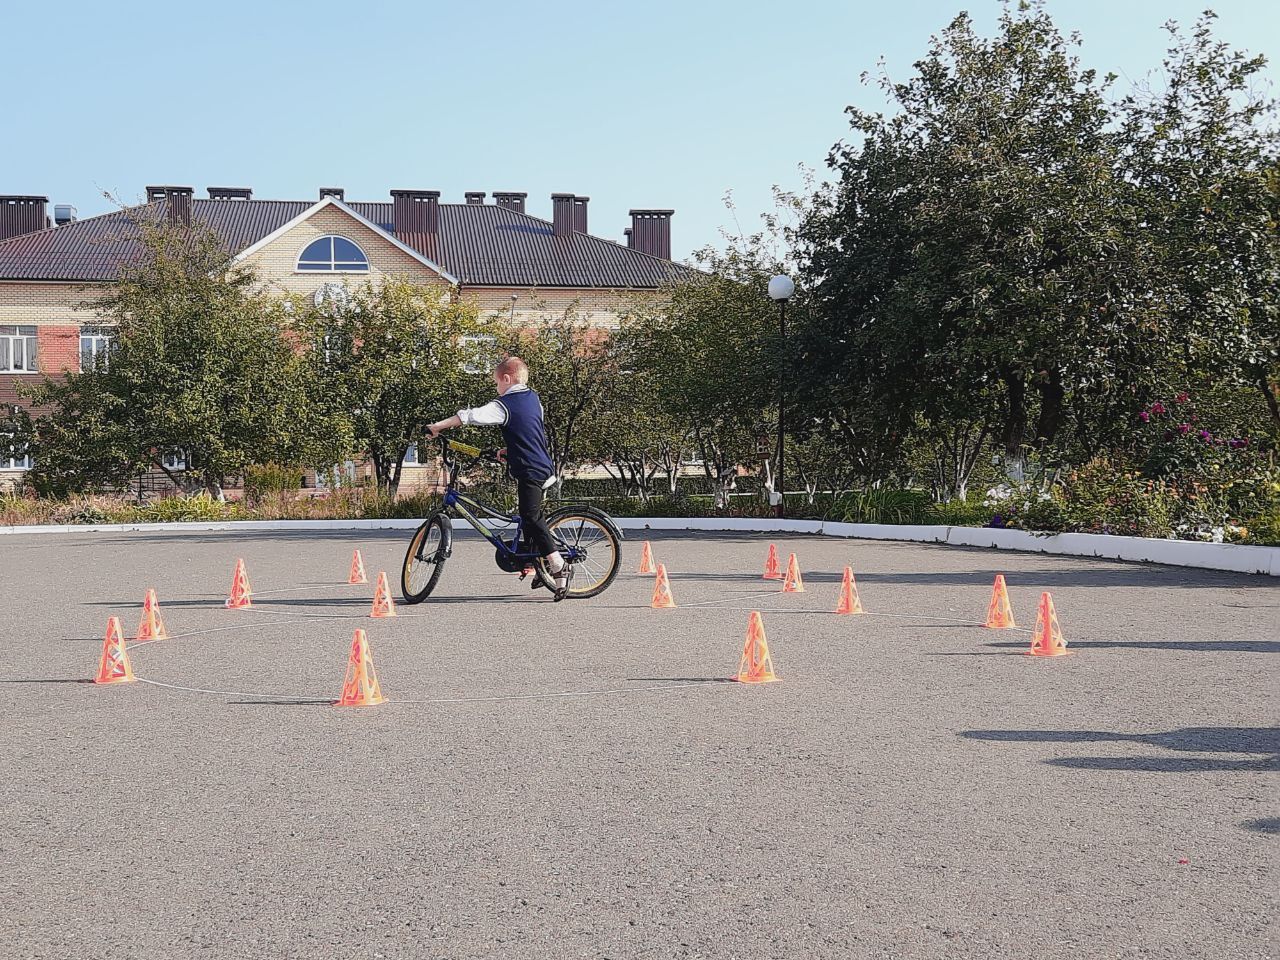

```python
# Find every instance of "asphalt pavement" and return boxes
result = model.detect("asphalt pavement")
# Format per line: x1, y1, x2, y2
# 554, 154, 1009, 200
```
1, 528, 1276, 959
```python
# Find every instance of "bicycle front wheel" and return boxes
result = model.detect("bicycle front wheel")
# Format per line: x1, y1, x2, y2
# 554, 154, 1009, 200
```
402, 512, 451, 603
540, 508, 622, 599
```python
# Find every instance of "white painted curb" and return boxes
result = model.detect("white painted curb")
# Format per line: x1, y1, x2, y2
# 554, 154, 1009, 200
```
2, 515, 1276, 576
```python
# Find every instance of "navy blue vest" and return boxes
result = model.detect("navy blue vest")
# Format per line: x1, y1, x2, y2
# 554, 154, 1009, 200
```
497, 388, 555, 482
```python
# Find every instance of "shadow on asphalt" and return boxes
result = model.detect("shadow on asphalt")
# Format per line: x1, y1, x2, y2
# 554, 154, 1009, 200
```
963, 726, 1280, 773
0, 678, 95, 685
626, 677, 738, 684
984, 639, 1280, 653
1243, 817, 1280, 834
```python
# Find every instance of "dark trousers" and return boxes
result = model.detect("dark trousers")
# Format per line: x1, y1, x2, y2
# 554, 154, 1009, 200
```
517, 478, 558, 557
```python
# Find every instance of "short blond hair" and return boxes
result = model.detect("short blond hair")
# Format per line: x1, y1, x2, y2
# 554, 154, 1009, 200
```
496, 356, 529, 383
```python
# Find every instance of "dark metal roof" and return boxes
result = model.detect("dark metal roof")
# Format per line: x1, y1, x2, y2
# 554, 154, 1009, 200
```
0, 198, 691, 288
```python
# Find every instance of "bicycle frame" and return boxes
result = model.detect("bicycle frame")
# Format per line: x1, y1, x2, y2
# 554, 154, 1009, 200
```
438, 441, 581, 563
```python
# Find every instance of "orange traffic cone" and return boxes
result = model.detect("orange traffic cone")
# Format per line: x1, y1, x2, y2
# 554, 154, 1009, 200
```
348, 549, 368, 585
226, 558, 253, 609
638, 541, 656, 575
763, 543, 782, 580
135, 588, 168, 641
94, 617, 135, 685
835, 566, 864, 614
370, 571, 396, 618
734, 611, 779, 683
335, 629, 385, 706
1027, 592, 1069, 657
782, 553, 805, 593
651, 563, 676, 608
985, 575, 1017, 628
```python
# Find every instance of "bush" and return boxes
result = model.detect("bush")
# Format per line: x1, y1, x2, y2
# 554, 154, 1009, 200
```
1057, 458, 1178, 538
243, 463, 305, 505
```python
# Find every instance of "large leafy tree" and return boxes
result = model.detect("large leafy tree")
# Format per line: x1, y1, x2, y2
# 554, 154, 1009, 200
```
500, 304, 622, 484
294, 279, 493, 497
794, 2, 1152, 488
628, 247, 781, 507
19, 214, 309, 498
1117, 12, 1280, 433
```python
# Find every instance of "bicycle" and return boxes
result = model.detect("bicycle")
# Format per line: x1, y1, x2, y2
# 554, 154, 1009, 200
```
401, 439, 624, 603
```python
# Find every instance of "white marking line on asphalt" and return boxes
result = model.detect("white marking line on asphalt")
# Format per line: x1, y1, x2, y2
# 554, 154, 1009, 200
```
677, 589, 793, 608
134, 675, 725, 705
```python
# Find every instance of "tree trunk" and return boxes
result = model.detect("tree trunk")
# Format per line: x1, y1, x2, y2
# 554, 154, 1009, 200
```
1034, 371, 1066, 449
1002, 375, 1027, 481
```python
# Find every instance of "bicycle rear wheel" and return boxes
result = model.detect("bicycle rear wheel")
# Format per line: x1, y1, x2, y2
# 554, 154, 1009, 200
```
539, 507, 621, 599
401, 512, 451, 603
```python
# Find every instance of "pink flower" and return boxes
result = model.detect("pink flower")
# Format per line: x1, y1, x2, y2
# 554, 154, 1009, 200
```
1138, 411, 1150, 423
1175, 392, 1190, 404
1151, 401, 1167, 415
1177, 423, 1191, 434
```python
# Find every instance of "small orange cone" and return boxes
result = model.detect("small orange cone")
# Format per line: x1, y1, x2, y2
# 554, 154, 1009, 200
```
335, 629, 385, 706
651, 563, 676, 608
348, 549, 368, 585
638, 541, 656, 575
1027, 592, 1069, 657
835, 566, 864, 614
734, 611, 779, 683
781, 553, 805, 593
94, 617, 135, 685
135, 588, 168, 641
226, 558, 253, 609
763, 543, 782, 580
985, 574, 1017, 628
370, 571, 397, 618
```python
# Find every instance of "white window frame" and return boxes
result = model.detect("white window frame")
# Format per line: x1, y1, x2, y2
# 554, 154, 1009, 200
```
315, 460, 358, 490
459, 334, 497, 375
0, 325, 38, 374
2, 434, 31, 471
79, 326, 113, 371
161, 450, 187, 471
403, 443, 421, 466
295, 236, 371, 274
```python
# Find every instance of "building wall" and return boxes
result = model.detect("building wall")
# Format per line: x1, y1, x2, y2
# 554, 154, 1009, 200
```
0, 283, 101, 406
238, 206, 451, 299
465, 286, 658, 329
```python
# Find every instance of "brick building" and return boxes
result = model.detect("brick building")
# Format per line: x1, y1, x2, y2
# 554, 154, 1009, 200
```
0, 186, 686, 491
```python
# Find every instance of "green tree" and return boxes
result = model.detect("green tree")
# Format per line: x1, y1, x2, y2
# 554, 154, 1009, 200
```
794, 2, 1152, 490
295, 279, 493, 497
19, 213, 308, 499
500, 303, 621, 485
1117, 12, 1280, 434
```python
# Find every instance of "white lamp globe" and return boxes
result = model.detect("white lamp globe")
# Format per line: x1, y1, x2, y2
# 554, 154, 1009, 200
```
768, 275, 795, 301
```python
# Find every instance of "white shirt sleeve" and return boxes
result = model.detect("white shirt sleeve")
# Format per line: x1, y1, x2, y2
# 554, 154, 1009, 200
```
457, 399, 507, 426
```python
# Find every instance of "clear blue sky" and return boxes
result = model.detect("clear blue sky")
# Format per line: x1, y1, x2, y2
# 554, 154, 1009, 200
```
3, 1, 1276, 260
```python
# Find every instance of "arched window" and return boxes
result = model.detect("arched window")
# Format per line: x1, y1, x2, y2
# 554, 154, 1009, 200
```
296, 236, 370, 272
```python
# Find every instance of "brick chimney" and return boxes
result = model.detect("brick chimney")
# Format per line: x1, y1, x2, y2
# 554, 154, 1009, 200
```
207, 186, 251, 200
0, 196, 49, 240
572, 196, 589, 233
493, 191, 527, 214
551, 193, 575, 238
158, 186, 194, 227
628, 209, 674, 260
319, 187, 345, 200
392, 189, 440, 250
464, 191, 486, 205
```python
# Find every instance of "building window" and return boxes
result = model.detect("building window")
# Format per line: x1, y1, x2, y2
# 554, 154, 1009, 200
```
80, 326, 113, 371
161, 450, 187, 471
2, 436, 31, 470
0, 326, 38, 373
459, 334, 497, 375
297, 236, 370, 272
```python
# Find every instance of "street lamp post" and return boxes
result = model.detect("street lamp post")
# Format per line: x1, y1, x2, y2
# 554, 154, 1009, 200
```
767, 274, 795, 519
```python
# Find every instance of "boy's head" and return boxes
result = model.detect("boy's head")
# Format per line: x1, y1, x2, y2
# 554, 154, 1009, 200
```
493, 355, 528, 395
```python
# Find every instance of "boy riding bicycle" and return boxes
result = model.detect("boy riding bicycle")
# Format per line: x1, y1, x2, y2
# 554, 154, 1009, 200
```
427, 356, 572, 600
